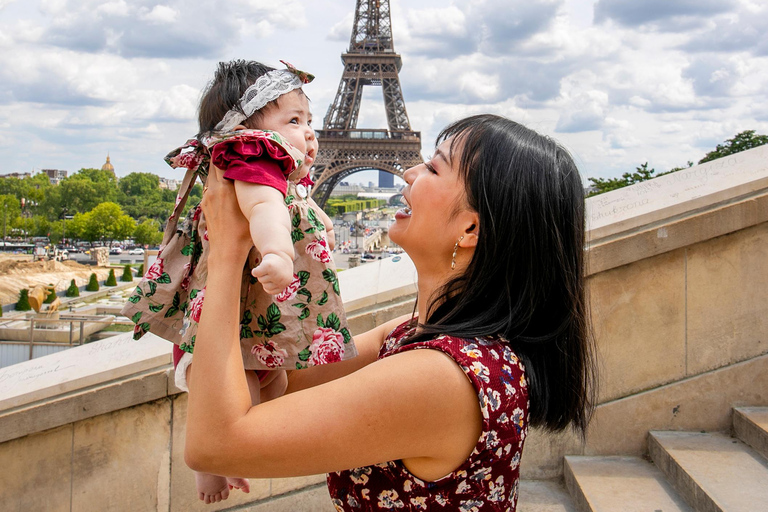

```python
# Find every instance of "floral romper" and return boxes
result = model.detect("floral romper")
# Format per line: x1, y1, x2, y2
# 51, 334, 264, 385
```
327, 321, 529, 511
121, 130, 356, 375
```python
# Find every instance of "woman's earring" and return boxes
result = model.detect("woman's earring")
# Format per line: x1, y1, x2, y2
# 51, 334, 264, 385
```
451, 236, 464, 270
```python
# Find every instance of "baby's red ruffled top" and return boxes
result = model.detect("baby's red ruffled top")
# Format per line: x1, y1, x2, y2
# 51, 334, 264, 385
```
211, 133, 299, 196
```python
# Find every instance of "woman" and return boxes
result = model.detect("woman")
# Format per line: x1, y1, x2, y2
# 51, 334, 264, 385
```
185, 114, 597, 510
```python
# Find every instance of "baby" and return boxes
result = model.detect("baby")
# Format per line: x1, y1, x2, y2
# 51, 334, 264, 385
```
123, 60, 355, 504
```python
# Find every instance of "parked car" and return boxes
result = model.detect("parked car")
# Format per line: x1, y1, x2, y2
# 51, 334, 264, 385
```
128, 248, 145, 255
109, 247, 123, 255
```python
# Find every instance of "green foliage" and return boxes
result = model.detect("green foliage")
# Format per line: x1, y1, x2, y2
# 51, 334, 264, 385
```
324, 197, 387, 215
121, 264, 133, 282
587, 163, 658, 197
119, 172, 160, 196
86, 273, 100, 292
117, 173, 174, 222
57, 169, 118, 214
698, 130, 768, 164
44, 284, 57, 303
0, 194, 21, 227
66, 279, 80, 297
105, 269, 117, 287
16, 289, 31, 311
137, 263, 144, 276
78, 202, 136, 243
133, 219, 163, 246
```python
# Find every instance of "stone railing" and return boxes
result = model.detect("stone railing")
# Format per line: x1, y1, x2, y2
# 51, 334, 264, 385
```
1, 145, 767, 509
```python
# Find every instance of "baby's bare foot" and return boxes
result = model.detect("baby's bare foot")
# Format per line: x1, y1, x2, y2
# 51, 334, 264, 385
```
227, 477, 251, 494
195, 471, 230, 504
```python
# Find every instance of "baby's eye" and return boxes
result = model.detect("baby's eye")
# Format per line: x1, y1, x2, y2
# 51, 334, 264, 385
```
290, 117, 300, 124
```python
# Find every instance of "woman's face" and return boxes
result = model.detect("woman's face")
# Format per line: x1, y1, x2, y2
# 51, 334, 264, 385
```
390, 137, 473, 267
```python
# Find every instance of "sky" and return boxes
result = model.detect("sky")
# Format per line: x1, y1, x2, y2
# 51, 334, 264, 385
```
0, 0, 766, 187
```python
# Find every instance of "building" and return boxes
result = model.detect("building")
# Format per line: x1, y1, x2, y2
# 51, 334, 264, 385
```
0, 172, 32, 179
159, 177, 180, 191
378, 171, 394, 188
42, 169, 68, 185
101, 154, 116, 178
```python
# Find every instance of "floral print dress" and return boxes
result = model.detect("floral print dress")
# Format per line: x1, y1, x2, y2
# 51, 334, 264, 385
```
121, 130, 356, 371
327, 321, 529, 511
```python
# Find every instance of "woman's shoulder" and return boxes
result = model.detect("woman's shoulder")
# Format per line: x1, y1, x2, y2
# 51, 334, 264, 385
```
382, 324, 522, 371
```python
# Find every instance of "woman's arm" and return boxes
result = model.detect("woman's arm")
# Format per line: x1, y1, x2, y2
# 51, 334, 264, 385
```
186, 167, 481, 482
233, 181, 294, 294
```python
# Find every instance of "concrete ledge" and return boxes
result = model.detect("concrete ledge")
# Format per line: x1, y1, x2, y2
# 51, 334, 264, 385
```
587, 191, 768, 275
0, 368, 171, 444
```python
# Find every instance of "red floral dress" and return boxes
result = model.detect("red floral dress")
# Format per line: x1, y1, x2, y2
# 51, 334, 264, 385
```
327, 321, 529, 511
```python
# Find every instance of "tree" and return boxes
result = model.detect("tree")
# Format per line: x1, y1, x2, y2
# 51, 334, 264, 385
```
80, 202, 136, 244
105, 269, 117, 286
133, 218, 163, 246
16, 289, 31, 311
57, 169, 118, 214
587, 163, 659, 196
44, 284, 58, 304
121, 264, 133, 282
699, 130, 768, 164
66, 279, 80, 297
86, 273, 100, 292
119, 172, 160, 197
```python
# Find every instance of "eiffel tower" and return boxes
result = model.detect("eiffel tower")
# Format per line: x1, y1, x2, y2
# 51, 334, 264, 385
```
310, 0, 423, 208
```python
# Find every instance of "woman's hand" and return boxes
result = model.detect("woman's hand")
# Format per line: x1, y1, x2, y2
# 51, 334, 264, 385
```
201, 164, 253, 265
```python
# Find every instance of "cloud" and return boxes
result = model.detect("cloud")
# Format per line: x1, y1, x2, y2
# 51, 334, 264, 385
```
679, 4, 768, 55
327, 13, 353, 42
38, 0, 308, 59
398, 0, 561, 59
469, 0, 562, 55
683, 57, 742, 98
594, 0, 735, 27
556, 90, 609, 132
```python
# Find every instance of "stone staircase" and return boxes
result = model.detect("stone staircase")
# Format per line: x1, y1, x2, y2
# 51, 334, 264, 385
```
563, 407, 768, 511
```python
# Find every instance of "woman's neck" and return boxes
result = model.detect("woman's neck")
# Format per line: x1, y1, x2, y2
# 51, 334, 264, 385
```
416, 268, 451, 322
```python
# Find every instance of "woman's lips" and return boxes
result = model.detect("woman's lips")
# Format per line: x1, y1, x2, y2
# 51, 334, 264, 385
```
394, 206, 411, 220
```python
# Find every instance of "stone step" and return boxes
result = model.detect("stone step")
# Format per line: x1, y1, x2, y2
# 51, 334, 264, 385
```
649, 431, 768, 512
517, 479, 577, 511
563, 456, 692, 511
733, 407, 768, 461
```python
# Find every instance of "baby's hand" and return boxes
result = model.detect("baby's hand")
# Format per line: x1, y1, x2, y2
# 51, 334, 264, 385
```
252, 253, 294, 295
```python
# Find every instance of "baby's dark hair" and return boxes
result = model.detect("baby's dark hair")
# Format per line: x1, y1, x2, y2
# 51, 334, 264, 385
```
197, 60, 275, 138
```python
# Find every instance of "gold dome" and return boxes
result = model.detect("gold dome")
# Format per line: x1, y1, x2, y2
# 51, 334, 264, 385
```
101, 154, 115, 175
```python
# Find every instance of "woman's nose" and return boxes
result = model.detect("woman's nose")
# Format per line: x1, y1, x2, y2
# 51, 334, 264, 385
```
402, 164, 417, 184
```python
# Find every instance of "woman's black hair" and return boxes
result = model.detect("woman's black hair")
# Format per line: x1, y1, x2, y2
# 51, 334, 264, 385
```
404, 114, 598, 436
197, 60, 276, 138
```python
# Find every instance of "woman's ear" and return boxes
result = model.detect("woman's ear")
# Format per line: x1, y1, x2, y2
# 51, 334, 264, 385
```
458, 213, 479, 249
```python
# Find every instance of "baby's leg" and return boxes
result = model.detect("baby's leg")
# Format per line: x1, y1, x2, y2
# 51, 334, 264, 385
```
185, 362, 252, 503
255, 370, 288, 403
